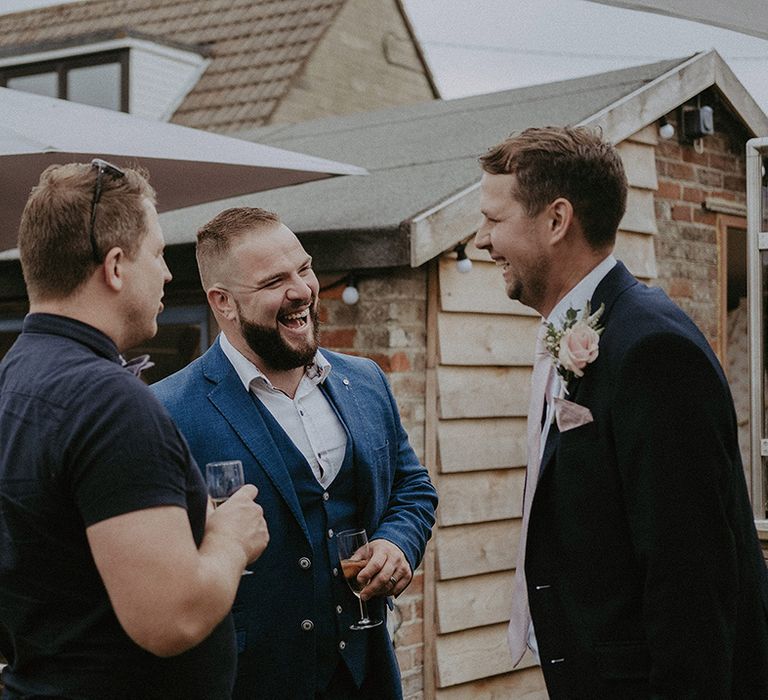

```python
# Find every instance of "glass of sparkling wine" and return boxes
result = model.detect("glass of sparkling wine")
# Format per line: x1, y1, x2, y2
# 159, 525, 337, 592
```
336, 529, 382, 630
205, 460, 253, 576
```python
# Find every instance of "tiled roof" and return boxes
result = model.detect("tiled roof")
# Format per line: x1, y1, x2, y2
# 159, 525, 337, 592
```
0, 0, 346, 133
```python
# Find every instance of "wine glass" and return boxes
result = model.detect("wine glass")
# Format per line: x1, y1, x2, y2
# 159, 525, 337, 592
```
205, 460, 253, 576
336, 529, 382, 630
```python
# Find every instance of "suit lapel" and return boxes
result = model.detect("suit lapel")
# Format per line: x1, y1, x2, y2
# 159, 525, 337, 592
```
202, 342, 309, 539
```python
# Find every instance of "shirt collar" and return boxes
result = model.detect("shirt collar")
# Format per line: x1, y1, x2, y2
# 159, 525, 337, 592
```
546, 254, 616, 327
23, 312, 122, 364
218, 331, 331, 392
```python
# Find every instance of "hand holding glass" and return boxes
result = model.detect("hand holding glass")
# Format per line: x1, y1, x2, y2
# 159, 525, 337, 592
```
336, 529, 382, 630
205, 460, 253, 576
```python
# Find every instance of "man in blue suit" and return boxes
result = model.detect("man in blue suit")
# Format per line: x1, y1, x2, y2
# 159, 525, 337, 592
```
475, 126, 768, 698
152, 207, 437, 699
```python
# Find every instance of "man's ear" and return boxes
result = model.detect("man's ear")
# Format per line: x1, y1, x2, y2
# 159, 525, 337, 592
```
547, 198, 574, 244
207, 287, 237, 321
101, 247, 125, 292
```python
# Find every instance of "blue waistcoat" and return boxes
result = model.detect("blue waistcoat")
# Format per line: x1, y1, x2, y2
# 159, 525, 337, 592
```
251, 393, 369, 690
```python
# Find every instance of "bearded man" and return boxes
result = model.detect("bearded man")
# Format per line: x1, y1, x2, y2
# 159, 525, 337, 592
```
152, 207, 436, 700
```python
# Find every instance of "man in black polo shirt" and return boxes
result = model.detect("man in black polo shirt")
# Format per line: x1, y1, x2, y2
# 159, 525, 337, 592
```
0, 161, 269, 699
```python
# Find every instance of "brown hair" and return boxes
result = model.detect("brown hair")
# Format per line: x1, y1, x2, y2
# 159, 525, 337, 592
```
19, 162, 156, 301
196, 207, 280, 288
479, 126, 627, 249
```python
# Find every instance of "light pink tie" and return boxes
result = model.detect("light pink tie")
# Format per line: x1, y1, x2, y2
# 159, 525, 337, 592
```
508, 322, 552, 664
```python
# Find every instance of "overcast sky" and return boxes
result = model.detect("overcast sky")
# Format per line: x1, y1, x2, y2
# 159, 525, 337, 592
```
3, 0, 768, 113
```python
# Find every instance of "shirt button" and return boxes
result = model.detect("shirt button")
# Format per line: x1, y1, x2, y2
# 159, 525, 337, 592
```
322, 492, 330, 501
327, 528, 334, 538
298, 557, 311, 570
299, 410, 304, 416
336, 605, 343, 614
301, 619, 314, 632
339, 640, 346, 650
342, 378, 350, 386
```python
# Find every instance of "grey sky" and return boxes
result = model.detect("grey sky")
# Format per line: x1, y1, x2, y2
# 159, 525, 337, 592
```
3, 0, 768, 114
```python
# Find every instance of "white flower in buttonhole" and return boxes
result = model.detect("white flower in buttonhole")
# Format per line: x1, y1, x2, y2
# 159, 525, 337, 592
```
543, 302, 605, 395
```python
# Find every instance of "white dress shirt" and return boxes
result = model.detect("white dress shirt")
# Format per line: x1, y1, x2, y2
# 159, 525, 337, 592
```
219, 333, 348, 488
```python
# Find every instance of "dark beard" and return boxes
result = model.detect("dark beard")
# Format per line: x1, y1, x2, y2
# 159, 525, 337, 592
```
239, 304, 320, 371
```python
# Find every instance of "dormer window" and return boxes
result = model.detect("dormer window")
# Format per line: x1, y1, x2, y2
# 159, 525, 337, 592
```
0, 49, 128, 111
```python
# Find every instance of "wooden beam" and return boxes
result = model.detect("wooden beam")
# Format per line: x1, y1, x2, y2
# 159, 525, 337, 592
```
438, 417, 527, 472
438, 313, 540, 366
714, 51, 768, 137
436, 571, 515, 633
619, 187, 658, 234
410, 181, 482, 267
437, 366, 531, 419
438, 469, 525, 526
436, 520, 520, 580
435, 623, 538, 687
614, 229, 657, 279
435, 667, 547, 699
625, 124, 659, 146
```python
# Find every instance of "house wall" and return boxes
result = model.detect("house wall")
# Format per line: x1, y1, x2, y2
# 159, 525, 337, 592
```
269, 0, 435, 124
317, 267, 430, 700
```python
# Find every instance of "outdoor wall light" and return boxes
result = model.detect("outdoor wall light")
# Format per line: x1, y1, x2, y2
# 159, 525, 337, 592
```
658, 116, 675, 140
342, 275, 360, 305
454, 243, 472, 273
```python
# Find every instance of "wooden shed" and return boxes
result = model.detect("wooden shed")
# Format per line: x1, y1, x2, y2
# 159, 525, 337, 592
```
1, 50, 766, 697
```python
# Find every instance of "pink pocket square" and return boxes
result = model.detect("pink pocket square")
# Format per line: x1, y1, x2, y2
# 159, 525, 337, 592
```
553, 397, 594, 432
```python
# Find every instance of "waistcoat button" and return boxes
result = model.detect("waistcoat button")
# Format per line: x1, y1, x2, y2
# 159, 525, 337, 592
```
301, 619, 314, 632
298, 557, 311, 570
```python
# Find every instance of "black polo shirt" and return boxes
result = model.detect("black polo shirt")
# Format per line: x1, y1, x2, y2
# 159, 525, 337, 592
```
0, 314, 235, 699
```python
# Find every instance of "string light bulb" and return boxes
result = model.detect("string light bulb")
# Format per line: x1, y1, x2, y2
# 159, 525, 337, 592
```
455, 243, 472, 273
342, 276, 359, 305
658, 116, 675, 140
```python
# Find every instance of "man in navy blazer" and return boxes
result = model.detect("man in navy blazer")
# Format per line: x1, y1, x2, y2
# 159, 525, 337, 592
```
475, 126, 768, 698
152, 207, 437, 699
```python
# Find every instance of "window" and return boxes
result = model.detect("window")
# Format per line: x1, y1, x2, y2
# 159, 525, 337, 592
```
0, 50, 128, 112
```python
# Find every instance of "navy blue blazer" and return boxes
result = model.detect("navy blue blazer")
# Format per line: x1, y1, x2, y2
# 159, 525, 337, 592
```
152, 340, 437, 698
527, 261, 768, 698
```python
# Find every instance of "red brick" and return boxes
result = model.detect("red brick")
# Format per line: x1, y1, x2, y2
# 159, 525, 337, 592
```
692, 208, 717, 226
709, 153, 737, 172
671, 205, 692, 222
656, 180, 681, 200
321, 328, 356, 349
389, 351, 411, 372
395, 622, 424, 647
682, 148, 708, 166
667, 162, 695, 180
697, 168, 723, 188
682, 187, 704, 204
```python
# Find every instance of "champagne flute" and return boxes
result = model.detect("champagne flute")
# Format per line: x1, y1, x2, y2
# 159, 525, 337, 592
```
205, 460, 253, 576
336, 529, 383, 630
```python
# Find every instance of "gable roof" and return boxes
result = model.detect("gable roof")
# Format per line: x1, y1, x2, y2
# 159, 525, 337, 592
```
0, 0, 348, 133
160, 51, 768, 270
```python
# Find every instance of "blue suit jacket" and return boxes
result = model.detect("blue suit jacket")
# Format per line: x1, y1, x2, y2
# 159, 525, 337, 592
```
527, 262, 768, 698
152, 340, 437, 698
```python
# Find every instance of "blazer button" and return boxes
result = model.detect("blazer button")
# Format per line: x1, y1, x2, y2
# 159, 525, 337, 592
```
301, 619, 314, 632
327, 528, 334, 538
333, 567, 339, 576
298, 557, 311, 570
336, 605, 343, 614
339, 640, 346, 650
322, 492, 330, 501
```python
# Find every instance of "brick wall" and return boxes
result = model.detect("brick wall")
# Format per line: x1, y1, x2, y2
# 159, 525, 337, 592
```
653, 91, 749, 347
318, 266, 429, 699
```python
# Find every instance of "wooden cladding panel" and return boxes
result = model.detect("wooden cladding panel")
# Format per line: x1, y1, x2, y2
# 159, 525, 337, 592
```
437, 366, 530, 419
436, 571, 515, 633
438, 313, 540, 366
439, 257, 538, 317
616, 140, 658, 190
436, 667, 547, 699
615, 229, 657, 280
619, 187, 658, 235
435, 623, 538, 687
437, 469, 525, 526
438, 417, 527, 472
437, 520, 519, 580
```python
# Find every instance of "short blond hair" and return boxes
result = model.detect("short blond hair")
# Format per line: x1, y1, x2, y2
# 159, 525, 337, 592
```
19, 162, 156, 301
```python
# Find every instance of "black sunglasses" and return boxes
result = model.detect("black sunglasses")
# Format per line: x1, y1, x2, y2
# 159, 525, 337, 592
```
88, 158, 125, 263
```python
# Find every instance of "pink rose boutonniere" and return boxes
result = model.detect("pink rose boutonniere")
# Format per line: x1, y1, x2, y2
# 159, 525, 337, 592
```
543, 302, 605, 392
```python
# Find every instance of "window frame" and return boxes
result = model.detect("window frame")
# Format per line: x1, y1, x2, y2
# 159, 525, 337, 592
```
0, 48, 129, 112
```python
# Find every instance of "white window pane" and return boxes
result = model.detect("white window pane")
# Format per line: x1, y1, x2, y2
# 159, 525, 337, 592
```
68, 62, 121, 111
7, 72, 57, 98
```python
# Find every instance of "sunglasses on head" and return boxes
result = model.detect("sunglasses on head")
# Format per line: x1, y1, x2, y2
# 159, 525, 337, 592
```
88, 158, 125, 263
